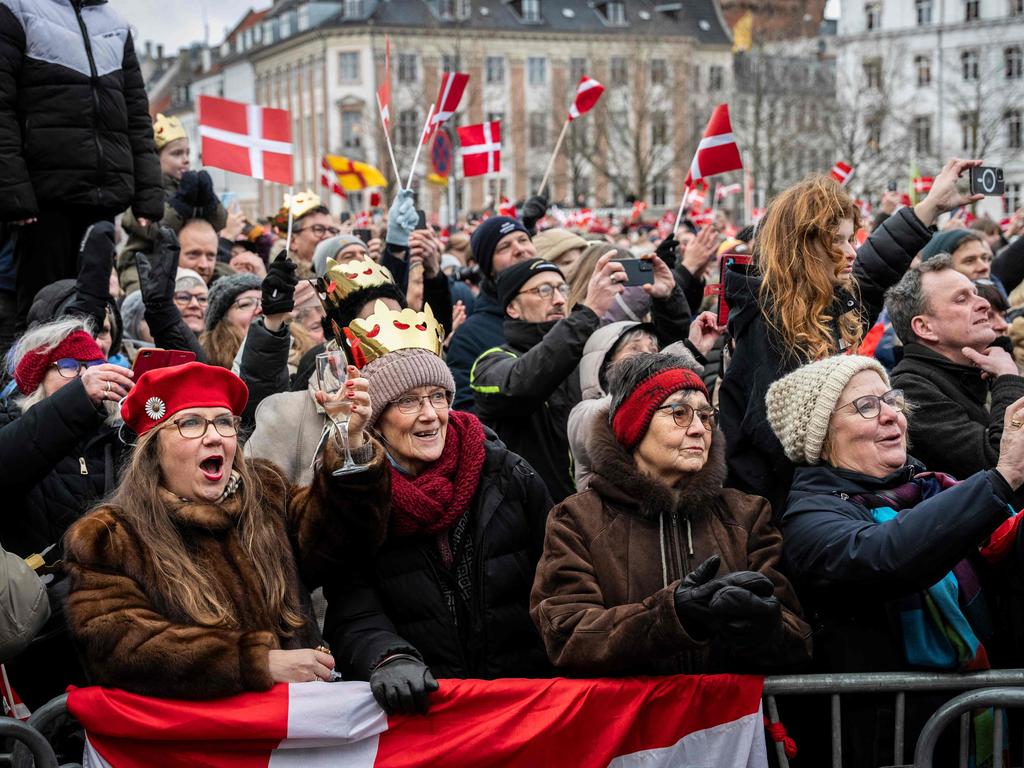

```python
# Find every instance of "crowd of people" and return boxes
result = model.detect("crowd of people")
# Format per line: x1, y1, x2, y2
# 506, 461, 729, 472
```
4, 16, 1024, 765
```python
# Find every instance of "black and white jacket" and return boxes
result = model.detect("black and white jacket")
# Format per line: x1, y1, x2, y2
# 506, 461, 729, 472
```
0, 0, 163, 221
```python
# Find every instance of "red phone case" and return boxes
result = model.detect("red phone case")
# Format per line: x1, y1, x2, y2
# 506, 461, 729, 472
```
133, 349, 196, 377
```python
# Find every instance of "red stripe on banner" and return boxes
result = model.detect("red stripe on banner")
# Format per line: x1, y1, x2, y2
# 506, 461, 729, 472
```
261, 106, 292, 144
198, 95, 248, 134
201, 136, 253, 178
261, 150, 293, 186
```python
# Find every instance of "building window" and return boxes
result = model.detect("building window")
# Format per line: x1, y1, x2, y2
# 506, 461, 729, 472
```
650, 58, 668, 85
866, 114, 882, 150
1007, 46, 1023, 79
570, 57, 587, 83
915, 54, 932, 86
913, 115, 932, 154
962, 50, 979, 81
965, 0, 980, 20
527, 56, 546, 85
529, 113, 546, 148
709, 66, 724, 91
865, 2, 881, 30
691, 64, 700, 92
341, 109, 362, 150
397, 54, 417, 83
1008, 109, 1023, 149
650, 112, 668, 147
652, 180, 667, 206
485, 56, 504, 84
442, 54, 460, 73
960, 110, 978, 151
398, 109, 418, 147
864, 57, 883, 89
343, 0, 364, 16
439, 0, 471, 18
610, 57, 628, 86
1006, 183, 1022, 214
338, 52, 359, 82
604, 1, 626, 24
522, 0, 540, 22
1013, 0, 1024, 16
916, 0, 933, 24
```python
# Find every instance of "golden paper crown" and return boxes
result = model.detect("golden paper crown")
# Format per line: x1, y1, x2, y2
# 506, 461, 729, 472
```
323, 257, 395, 303
153, 113, 187, 150
282, 190, 323, 220
347, 300, 444, 364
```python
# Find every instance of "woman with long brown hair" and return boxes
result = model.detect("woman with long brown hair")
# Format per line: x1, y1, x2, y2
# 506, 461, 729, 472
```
718, 158, 982, 515
62, 361, 389, 699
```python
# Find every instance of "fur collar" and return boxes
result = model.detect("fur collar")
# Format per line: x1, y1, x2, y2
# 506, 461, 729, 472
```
586, 406, 727, 522
158, 470, 243, 531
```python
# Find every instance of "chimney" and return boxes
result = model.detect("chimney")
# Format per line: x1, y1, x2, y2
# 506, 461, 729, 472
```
156, 43, 164, 60
201, 47, 212, 72
145, 40, 152, 58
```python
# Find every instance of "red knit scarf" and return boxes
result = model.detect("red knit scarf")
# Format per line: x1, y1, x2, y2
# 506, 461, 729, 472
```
389, 410, 486, 550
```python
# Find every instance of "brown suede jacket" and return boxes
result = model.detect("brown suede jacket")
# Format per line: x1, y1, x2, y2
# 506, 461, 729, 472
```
63, 439, 389, 700
530, 409, 811, 677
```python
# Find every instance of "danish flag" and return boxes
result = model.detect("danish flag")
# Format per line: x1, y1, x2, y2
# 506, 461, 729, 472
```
457, 121, 501, 177
431, 72, 469, 129
913, 176, 934, 193
568, 75, 605, 121
715, 183, 742, 200
197, 96, 292, 185
377, 36, 392, 134
684, 104, 742, 187
320, 157, 346, 199
830, 161, 855, 186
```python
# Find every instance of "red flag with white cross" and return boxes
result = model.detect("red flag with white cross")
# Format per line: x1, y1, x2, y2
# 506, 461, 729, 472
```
683, 104, 742, 188
568, 75, 605, 121
457, 121, 501, 177
198, 95, 292, 185
830, 161, 855, 186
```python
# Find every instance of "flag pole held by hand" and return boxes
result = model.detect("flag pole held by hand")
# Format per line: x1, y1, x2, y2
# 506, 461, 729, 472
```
283, 186, 295, 260
672, 188, 691, 234
405, 103, 435, 191
377, 92, 402, 186
538, 119, 570, 196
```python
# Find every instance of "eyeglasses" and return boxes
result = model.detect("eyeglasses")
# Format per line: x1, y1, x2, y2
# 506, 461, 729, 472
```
295, 224, 340, 238
655, 402, 718, 430
832, 388, 905, 419
517, 283, 570, 301
173, 292, 209, 307
166, 414, 241, 439
391, 390, 451, 414
53, 358, 104, 378
231, 297, 262, 311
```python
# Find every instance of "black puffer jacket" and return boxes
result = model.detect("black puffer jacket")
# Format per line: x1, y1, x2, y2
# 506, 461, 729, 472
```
323, 435, 554, 680
0, 379, 122, 557
719, 207, 934, 516
0, 0, 163, 221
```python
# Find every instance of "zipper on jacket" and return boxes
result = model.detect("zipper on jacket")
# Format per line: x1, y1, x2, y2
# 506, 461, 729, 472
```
72, 3, 106, 206
79, 457, 89, 475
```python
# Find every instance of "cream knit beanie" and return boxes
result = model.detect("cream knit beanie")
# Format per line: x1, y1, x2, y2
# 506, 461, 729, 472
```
765, 355, 889, 465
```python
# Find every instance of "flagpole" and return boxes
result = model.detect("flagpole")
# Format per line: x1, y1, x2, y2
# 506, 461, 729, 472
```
538, 119, 570, 197
405, 102, 435, 190
376, 92, 401, 186
284, 186, 295, 255
672, 186, 691, 234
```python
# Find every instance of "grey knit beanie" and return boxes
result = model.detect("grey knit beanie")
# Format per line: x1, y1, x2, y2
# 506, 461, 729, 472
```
204, 273, 263, 330
313, 235, 370, 278
765, 355, 890, 465
120, 290, 146, 341
362, 348, 456, 428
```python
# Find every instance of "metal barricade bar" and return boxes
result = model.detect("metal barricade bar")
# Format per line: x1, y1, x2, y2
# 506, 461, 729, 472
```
913, 687, 1024, 767
0, 718, 58, 768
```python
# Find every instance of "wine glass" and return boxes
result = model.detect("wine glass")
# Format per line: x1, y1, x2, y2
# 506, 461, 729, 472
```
315, 351, 367, 476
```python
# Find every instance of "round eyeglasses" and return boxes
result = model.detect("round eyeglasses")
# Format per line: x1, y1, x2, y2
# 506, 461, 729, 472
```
391, 390, 451, 414
654, 402, 718, 430
832, 388, 905, 419
53, 358, 104, 379
517, 283, 570, 301
166, 414, 241, 439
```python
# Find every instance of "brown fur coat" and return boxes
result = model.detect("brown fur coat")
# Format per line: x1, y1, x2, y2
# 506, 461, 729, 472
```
63, 439, 389, 699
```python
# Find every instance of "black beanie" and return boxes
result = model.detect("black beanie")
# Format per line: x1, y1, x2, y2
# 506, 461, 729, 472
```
496, 258, 564, 311
471, 216, 530, 278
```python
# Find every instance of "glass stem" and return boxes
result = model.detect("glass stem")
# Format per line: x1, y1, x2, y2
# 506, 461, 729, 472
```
336, 418, 354, 465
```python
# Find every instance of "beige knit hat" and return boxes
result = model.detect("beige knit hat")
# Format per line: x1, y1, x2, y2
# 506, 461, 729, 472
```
362, 348, 456, 428
765, 355, 889, 465
533, 228, 588, 265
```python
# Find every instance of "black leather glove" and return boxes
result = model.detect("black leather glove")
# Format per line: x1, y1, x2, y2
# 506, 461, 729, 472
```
169, 171, 201, 220
369, 656, 439, 715
261, 252, 299, 315
137, 227, 180, 307
520, 194, 548, 234
75, 221, 116, 303
196, 170, 219, 221
674, 555, 778, 640
656, 234, 679, 271
717, 590, 783, 655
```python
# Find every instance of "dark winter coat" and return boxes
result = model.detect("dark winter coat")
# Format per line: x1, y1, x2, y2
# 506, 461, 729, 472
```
719, 207, 934, 516
0, 0, 163, 221
531, 411, 810, 676
63, 439, 390, 700
447, 287, 505, 411
0, 379, 122, 557
781, 461, 1013, 673
236, 317, 291, 428
323, 435, 554, 680
891, 342, 1024, 479
471, 306, 602, 502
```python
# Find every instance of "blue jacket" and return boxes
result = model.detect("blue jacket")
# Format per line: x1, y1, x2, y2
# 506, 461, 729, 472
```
447, 288, 504, 412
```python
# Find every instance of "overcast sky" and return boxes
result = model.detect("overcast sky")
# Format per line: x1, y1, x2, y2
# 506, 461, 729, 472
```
114, 0, 843, 53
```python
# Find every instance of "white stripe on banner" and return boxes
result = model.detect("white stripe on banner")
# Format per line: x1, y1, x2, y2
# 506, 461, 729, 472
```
84, 736, 114, 768
689, 131, 736, 182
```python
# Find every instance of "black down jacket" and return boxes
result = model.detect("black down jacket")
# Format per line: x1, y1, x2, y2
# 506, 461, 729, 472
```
323, 436, 554, 680
0, 378, 122, 557
0, 0, 163, 221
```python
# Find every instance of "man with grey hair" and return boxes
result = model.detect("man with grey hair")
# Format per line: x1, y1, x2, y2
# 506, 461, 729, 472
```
886, 254, 1024, 477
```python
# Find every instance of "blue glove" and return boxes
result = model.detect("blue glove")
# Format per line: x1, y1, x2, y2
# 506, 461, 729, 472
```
386, 190, 418, 248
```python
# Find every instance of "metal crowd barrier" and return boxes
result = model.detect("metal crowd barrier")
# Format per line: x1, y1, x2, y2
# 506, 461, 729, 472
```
763, 669, 1024, 768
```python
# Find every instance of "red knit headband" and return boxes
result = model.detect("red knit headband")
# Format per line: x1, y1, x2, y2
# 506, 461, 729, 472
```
611, 368, 709, 450
14, 330, 104, 395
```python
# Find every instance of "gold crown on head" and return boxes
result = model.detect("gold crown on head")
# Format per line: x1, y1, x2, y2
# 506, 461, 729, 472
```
282, 190, 322, 220
153, 113, 187, 150
347, 300, 444, 364
323, 257, 395, 304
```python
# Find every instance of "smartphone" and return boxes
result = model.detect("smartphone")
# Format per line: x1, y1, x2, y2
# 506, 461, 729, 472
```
886, 179, 898, 192
133, 348, 196, 378
353, 228, 372, 244
715, 252, 753, 327
969, 166, 1005, 196
416, 209, 427, 230
611, 258, 654, 287
220, 190, 237, 209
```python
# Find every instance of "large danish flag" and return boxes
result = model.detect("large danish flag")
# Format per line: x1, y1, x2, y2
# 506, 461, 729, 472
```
198, 95, 293, 185
457, 120, 501, 177
568, 75, 605, 121
684, 104, 742, 187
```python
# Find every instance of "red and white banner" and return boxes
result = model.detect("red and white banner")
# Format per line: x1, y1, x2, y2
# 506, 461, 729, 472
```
431, 72, 469, 128
913, 176, 934, 193
377, 36, 392, 135
684, 104, 742, 187
457, 120, 501, 177
568, 75, 605, 121
70, 676, 767, 768
716, 183, 742, 200
198, 95, 292, 185
320, 157, 346, 199
829, 161, 855, 186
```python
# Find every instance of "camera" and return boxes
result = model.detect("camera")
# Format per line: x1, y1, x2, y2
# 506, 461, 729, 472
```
453, 265, 482, 285
969, 166, 1005, 196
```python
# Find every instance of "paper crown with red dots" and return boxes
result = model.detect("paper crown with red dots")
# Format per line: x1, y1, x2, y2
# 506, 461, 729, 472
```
344, 300, 445, 367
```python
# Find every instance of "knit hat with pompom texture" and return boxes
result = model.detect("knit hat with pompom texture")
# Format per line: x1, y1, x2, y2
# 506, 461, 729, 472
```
765, 355, 889, 466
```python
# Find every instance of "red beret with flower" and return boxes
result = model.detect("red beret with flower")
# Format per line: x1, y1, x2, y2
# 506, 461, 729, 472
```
120, 362, 248, 436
